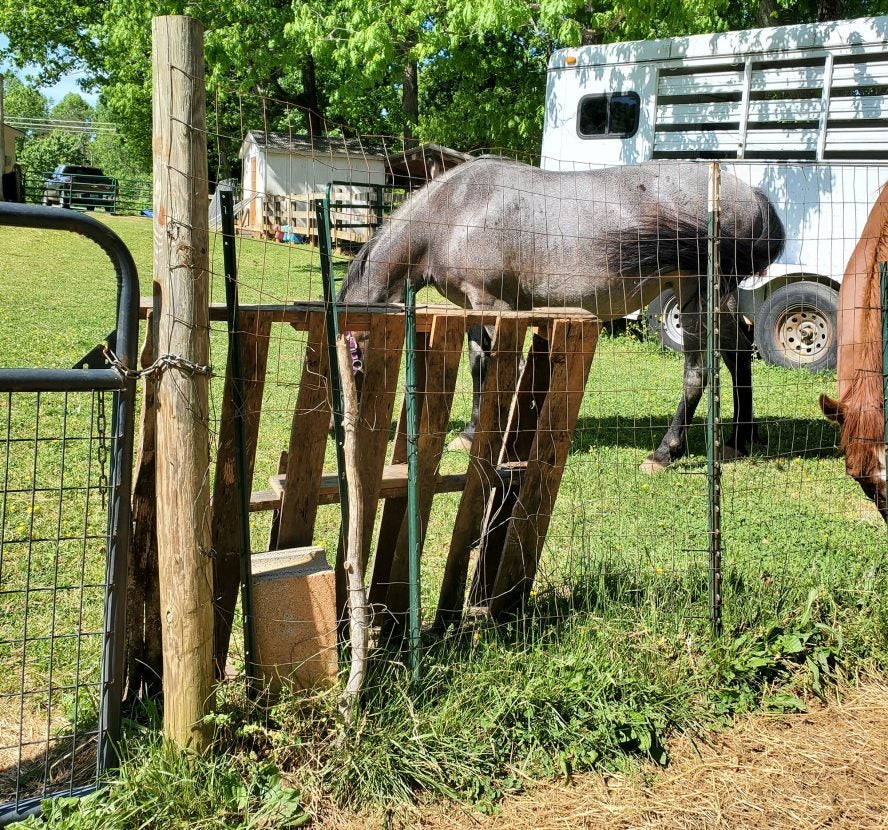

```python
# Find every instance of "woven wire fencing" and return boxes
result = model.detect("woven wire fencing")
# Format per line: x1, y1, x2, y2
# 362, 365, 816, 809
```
0, 206, 137, 823
0, 390, 110, 812
193, 88, 886, 702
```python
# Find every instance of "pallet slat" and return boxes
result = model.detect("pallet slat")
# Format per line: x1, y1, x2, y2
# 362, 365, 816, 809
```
261, 464, 466, 506
488, 319, 600, 617
436, 317, 528, 626
275, 314, 331, 548
381, 315, 466, 625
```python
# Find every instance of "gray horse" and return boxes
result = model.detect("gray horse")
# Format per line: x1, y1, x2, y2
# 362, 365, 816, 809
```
339, 157, 785, 470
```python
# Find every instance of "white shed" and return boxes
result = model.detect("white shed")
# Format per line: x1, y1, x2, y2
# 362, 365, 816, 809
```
237, 131, 388, 242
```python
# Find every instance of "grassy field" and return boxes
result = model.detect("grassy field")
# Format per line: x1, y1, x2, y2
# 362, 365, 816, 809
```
2, 214, 887, 827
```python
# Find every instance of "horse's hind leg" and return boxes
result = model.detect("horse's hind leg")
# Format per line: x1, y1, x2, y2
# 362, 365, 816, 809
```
720, 307, 756, 456
642, 295, 706, 473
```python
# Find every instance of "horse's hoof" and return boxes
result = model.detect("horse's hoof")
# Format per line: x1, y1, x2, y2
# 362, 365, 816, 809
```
447, 433, 474, 452
639, 456, 669, 474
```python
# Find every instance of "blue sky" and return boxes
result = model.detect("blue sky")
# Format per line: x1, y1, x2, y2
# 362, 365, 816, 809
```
1, 34, 99, 107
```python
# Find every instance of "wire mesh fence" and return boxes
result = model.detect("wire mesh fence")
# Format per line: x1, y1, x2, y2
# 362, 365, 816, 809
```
0, 389, 110, 814
191, 84, 887, 709
5, 55, 888, 816
22, 173, 152, 217
0, 204, 138, 823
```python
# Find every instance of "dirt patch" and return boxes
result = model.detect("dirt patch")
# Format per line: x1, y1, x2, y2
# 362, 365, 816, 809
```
318, 678, 888, 830
0, 707, 97, 803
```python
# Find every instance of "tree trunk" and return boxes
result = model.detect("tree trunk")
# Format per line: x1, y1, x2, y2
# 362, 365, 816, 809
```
301, 54, 326, 137
756, 0, 784, 27
402, 58, 419, 149
817, 0, 841, 21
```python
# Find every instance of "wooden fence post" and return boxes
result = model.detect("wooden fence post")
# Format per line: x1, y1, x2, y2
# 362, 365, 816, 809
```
152, 15, 214, 749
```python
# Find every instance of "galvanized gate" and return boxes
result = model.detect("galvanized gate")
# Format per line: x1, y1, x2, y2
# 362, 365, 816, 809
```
0, 204, 138, 824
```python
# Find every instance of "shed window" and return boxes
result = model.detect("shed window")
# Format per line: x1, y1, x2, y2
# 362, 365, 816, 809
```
578, 93, 641, 139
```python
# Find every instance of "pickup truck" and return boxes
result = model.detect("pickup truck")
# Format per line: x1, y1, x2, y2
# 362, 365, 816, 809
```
42, 165, 118, 211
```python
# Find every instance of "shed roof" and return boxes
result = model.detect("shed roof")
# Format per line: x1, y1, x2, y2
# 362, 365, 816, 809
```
238, 131, 473, 187
239, 130, 386, 160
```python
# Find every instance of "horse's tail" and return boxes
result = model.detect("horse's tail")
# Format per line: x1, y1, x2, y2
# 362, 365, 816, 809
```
608, 209, 708, 278
608, 186, 785, 279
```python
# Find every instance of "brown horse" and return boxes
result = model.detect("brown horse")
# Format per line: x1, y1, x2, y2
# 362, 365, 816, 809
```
819, 182, 888, 521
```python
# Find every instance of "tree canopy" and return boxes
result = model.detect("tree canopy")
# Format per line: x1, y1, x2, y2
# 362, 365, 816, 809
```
3, 0, 888, 174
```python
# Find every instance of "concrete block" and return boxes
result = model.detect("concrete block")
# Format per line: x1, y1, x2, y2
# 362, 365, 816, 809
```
251, 546, 338, 692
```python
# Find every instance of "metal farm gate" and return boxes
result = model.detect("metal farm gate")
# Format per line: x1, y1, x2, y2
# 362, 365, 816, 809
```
0, 204, 138, 823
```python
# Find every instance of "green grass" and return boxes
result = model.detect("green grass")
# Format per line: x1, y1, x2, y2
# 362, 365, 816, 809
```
2, 215, 887, 826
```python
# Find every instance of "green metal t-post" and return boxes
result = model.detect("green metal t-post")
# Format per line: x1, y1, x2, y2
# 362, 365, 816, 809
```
318, 186, 350, 577
706, 162, 723, 638
405, 278, 421, 681
219, 189, 257, 696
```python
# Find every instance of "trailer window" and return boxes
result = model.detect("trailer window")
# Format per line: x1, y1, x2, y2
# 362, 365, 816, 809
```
578, 93, 640, 138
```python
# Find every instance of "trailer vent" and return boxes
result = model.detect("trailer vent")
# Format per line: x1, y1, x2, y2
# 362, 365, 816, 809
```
653, 53, 888, 161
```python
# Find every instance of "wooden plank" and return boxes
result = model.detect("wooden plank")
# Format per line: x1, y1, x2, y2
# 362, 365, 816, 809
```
488, 319, 599, 618
267, 464, 465, 504
468, 331, 551, 607
275, 314, 331, 548
251, 489, 281, 512
266, 450, 287, 549
382, 315, 465, 626
137, 297, 595, 331
435, 317, 528, 627
210, 311, 272, 676
367, 331, 428, 609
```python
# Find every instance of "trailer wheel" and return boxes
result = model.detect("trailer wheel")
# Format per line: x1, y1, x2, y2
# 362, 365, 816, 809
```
645, 288, 684, 353
754, 281, 838, 372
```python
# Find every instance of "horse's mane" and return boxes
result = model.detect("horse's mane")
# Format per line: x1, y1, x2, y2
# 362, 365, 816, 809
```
829, 182, 888, 481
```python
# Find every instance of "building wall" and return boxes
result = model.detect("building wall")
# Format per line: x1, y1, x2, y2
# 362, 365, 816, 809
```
239, 141, 387, 236
264, 151, 386, 195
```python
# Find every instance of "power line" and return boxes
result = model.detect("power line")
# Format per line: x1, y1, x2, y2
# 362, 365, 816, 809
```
5, 117, 117, 135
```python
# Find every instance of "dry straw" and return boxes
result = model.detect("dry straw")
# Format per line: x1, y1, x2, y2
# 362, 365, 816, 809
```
317, 678, 888, 830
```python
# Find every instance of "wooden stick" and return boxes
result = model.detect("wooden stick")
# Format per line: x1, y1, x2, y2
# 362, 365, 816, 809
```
335, 335, 368, 720
151, 15, 214, 749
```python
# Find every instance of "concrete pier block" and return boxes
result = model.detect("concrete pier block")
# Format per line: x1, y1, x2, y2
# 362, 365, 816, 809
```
251, 546, 338, 692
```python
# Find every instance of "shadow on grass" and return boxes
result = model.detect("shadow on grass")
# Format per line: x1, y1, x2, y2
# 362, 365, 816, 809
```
568, 415, 839, 461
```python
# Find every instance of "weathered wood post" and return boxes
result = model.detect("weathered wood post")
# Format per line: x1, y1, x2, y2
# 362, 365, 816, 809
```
152, 15, 215, 749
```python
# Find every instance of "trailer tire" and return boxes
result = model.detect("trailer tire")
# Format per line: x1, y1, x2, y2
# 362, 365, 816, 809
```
645, 288, 684, 353
754, 281, 838, 372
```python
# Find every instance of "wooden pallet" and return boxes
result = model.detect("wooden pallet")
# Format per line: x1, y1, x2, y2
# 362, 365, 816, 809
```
133, 302, 600, 664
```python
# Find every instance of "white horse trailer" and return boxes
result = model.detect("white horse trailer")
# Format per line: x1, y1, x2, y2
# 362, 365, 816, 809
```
541, 15, 888, 369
